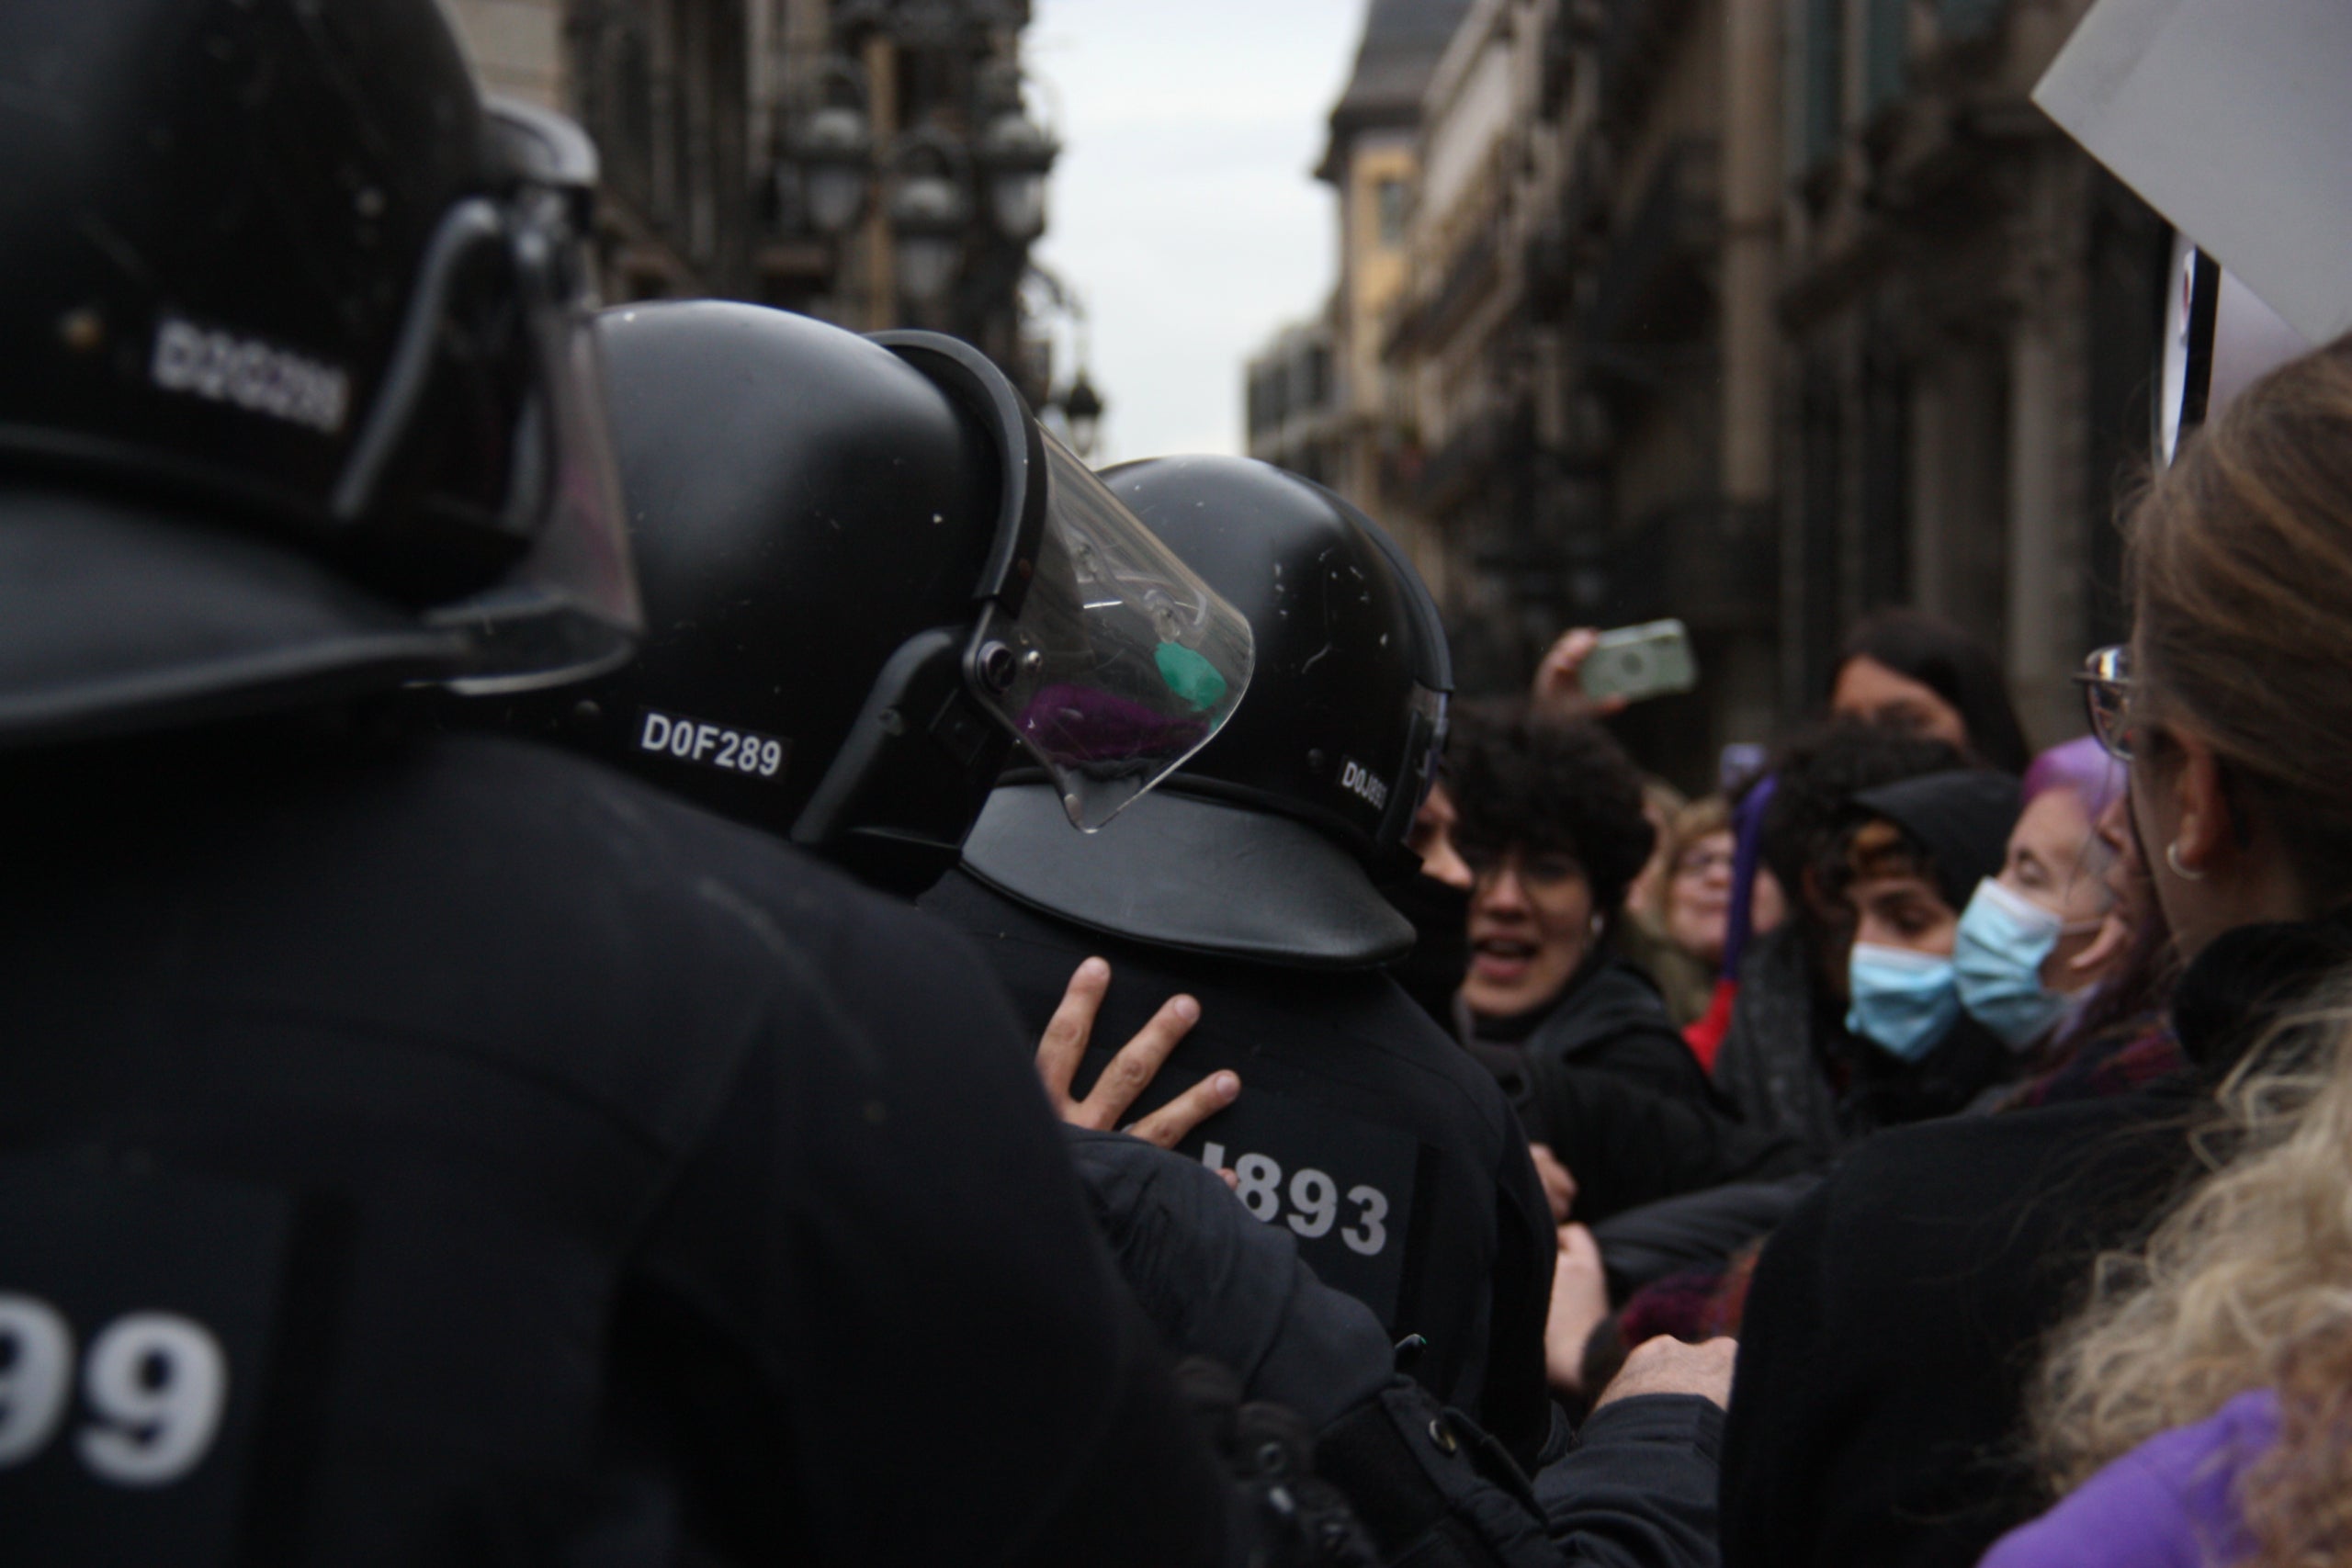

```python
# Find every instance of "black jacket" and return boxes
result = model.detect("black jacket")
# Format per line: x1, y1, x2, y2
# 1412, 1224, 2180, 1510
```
1069, 1129, 1728, 1568
0, 727, 1234, 1566
1475, 952, 1711, 1104
922, 867, 1558, 1466
1720, 910, 2352, 1568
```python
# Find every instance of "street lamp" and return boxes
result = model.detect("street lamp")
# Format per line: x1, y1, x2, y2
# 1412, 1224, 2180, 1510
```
1059, 369, 1104, 458
888, 130, 969, 307
977, 107, 1057, 241
971, 62, 1057, 243
786, 58, 873, 238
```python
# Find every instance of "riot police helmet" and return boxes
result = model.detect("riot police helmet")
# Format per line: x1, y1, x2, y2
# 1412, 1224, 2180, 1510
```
481, 300, 1255, 894
0, 0, 639, 750
959, 455, 1453, 968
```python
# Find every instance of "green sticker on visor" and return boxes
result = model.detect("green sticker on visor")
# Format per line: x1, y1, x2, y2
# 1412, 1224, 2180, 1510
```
1155, 640, 1228, 713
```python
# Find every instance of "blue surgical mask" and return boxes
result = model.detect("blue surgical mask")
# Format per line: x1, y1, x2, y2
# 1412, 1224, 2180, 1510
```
1846, 942, 1962, 1062
1953, 877, 2094, 1050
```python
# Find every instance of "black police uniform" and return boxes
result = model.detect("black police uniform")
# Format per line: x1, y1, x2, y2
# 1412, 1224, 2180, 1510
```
0, 726, 1234, 1565
922, 868, 1558, 1466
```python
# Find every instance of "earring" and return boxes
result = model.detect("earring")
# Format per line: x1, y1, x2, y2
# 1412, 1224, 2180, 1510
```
2165, 841, 2207, 882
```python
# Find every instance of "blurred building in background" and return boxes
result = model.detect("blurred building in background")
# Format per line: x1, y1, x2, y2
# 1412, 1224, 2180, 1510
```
1261, 0, 2165, 787
445, 0, 1095, 433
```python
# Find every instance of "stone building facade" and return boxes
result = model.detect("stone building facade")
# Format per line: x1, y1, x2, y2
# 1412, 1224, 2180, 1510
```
445, 0, 1066, 408
1266, 0, 2166, 785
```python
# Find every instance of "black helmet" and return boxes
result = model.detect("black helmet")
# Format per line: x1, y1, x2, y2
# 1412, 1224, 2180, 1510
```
960, 456, 1453, 968
475, 300, 1255, 893
0, 0, 637, 748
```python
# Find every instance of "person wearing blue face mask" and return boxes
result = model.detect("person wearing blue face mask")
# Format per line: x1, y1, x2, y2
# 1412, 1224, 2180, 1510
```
1830, 771, 2024, 1114
1953, 737, 2127, 1049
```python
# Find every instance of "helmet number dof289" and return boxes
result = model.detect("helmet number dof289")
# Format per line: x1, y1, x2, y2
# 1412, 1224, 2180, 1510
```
639, 709, 788, 781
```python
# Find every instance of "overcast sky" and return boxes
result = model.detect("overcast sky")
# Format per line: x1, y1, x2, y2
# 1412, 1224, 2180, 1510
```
1025, 0, 1364, 462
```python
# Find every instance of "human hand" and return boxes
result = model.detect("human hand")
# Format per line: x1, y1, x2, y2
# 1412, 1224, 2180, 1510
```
1590, 1334, 1736, 1412
1529, 1142, 1577, 1223
1544, 1224, 1612, 1394
1531, 627, 1631, 723
1037, 957, 1238, 1149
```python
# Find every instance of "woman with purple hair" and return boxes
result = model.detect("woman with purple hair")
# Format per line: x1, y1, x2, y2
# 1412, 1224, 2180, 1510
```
1950, 736, 2129, 1051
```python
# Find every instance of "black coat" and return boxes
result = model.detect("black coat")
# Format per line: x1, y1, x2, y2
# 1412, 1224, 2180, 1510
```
922, 867, 1559, 1465
1069, 1128, 1730, 1568
1476, 951, 1713, 1103
1720, 910, 2352, 1568
1472, 950, 1792, 1226
0, 728, 1235, 1566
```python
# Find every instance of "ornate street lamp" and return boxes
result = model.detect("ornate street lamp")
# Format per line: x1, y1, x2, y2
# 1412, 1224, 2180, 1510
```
1059, 369, 1104, 458
971, 62, 1057, 242
888, 130, 970, 307
786, 58, 873, 238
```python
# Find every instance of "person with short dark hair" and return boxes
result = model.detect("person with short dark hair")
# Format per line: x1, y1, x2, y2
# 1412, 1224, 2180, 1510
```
1450, 712, 1709, 1103
1708, 722, 1980, 1162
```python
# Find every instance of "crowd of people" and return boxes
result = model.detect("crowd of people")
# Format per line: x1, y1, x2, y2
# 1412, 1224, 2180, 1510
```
1358, 337, 2352, 1565
11, 1, 2352, 1565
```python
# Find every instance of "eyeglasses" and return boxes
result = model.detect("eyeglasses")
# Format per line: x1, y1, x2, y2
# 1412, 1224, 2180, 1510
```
1673, 847, 1735, 880
1458, 843, 1585, 892
2074, 645, 2137, 761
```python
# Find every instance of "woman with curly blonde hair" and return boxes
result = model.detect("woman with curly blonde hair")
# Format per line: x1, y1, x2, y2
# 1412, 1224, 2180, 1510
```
1981, 333, 2352, 1565
1992, 998, 2352, 1566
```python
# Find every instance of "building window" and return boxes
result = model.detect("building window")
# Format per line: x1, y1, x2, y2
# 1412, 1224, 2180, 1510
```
1939, 0, 2004, 41
1787, 0, 1844, 178
1376, 178, 1409, 247
1864, 0, 1907, 119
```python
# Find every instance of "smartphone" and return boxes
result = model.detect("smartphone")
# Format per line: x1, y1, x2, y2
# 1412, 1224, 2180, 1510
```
1580, 618, 1698, 705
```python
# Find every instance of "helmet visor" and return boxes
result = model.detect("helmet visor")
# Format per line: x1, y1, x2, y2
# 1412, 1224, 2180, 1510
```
435, 100, 640, 693
968, 431, 1255, 830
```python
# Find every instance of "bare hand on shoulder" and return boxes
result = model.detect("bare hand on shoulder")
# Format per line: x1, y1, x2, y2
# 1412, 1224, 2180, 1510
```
1036, 957, 1238, 1149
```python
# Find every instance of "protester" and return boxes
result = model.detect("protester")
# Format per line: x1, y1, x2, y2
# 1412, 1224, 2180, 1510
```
1831, 607, 2033, 773
1449, 711, 1710, 1103
1953, 737, 2125, 1050
1834, 770, 2021, 1081
1722, 333, 2352, 1568
1621, 795, 1731, 1028
1996, 794, 2186, 1110
1710, 722, 1974, 1165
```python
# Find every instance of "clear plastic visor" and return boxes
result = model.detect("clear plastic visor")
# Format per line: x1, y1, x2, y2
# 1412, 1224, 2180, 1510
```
436, 104, 641, 693
969, 432, 1255, 830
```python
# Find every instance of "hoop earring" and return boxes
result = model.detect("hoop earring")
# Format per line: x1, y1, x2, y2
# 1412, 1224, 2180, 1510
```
2165, 841, 2207, 882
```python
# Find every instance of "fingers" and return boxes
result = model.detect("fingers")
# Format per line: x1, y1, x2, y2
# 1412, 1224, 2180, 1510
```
1529, 1142, 1578, 1224
1074, 992, 1200, 1129
1544, 1223, 1613, 1394
1126, 1069, 1238, 1149
1035, 957, 1113, 1112
1532, 627, 1624, 722
1216, 1167, 1240, 1192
